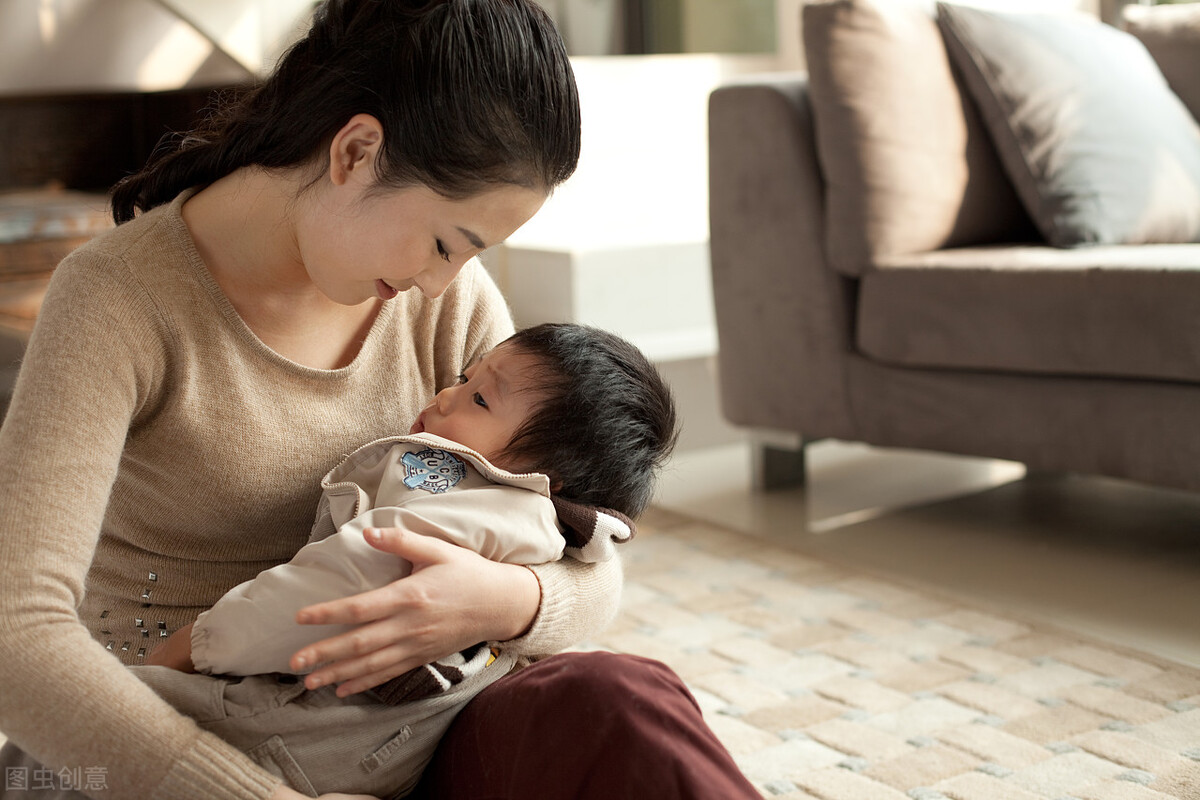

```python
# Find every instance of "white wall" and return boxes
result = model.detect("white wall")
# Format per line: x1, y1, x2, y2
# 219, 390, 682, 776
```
507, 53, 778, 251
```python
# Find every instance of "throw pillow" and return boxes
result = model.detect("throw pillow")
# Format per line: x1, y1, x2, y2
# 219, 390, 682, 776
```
1123, 3, 1200, 124
937, 2, 1200, 247
801, 0, 1029, 276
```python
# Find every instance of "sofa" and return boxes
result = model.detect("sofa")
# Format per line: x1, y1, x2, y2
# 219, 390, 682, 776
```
708, 0, 1200, 493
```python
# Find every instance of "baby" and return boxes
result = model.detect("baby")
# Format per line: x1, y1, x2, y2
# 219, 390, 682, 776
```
139, 322, 678, 798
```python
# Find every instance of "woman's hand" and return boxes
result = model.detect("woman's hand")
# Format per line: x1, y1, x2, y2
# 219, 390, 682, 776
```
144, 622, 196, 672
290, 527, 540, 697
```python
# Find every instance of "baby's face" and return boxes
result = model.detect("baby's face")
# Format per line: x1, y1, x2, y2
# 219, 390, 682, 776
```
409, 343, 544, 468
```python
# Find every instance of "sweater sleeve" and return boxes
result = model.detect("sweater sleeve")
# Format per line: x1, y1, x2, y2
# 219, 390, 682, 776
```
0, 252, 280, 800
192, 524, 409, 677
511, 556, 625, 658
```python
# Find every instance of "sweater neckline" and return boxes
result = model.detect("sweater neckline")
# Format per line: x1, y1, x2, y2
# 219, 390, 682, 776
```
165, 189, 396, 379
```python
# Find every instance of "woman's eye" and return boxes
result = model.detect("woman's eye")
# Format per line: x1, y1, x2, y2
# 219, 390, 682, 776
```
473, 393, 488, 409
437, 240, 451, 263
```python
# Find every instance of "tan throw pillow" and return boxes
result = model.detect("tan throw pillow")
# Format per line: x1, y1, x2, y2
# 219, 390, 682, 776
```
938, 2, 1200, 247
1123, 3, 1200, 124
802, 0, 1028, 276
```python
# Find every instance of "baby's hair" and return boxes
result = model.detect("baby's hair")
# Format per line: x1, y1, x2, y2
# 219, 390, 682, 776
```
500, 323, 678, 518
111, 0, 580, 223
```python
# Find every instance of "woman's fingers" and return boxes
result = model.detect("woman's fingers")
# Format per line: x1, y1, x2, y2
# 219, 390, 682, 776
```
294, 528, 453, 627
291, 602, 432, 671
291, 526, 541, 695
362, 525, 461, 561
319, 652, 417, 700
299, 630, 427, 691
295, 581, 403, 627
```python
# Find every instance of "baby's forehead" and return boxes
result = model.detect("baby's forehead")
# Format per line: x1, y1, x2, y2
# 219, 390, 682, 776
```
471, 343, 547, 386
476, 340, 539, 368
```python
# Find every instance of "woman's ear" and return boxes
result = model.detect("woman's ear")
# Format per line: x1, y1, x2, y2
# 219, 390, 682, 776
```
328, 113, 384, 187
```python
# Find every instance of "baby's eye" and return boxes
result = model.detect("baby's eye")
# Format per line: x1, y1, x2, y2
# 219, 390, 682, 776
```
437, 240, 451, 263
455, 373, 468, 384
473, 393, 488, 409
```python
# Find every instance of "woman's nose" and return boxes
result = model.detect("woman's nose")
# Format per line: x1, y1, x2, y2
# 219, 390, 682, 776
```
415, 258, 464, 299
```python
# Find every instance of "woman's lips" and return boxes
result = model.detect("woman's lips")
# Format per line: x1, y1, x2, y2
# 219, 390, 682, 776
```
376, 279, 399, 300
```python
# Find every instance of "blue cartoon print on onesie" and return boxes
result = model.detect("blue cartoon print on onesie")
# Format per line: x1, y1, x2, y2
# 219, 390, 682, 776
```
402, 447, 467, 494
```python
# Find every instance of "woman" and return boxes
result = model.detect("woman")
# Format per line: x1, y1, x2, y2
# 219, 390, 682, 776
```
0, 2, 759, 798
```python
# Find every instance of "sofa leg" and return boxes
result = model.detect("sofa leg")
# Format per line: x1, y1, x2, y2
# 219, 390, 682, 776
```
751, 434, 813, 491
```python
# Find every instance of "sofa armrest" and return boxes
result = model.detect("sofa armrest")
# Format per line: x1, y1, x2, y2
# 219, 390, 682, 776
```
708, 75, 858, 440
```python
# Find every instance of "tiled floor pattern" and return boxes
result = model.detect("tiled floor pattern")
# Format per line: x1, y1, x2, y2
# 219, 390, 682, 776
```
653, 442, 1200, 672
582, 509, 1200, 799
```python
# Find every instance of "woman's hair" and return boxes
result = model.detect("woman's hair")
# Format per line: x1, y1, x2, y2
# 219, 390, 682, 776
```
501, 323, 679, 519
111, 0, 581, 223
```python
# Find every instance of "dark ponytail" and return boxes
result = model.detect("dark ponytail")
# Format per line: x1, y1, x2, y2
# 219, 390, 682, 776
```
111, 0, 581, 224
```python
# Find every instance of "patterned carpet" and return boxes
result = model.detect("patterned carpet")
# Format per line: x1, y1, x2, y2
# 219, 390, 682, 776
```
580, 507, 1200, 800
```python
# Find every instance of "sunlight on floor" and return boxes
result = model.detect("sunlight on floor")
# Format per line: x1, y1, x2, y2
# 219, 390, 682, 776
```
653, 441, 1200, 670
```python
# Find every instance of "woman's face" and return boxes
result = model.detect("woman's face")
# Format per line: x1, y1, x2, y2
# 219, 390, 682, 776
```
298, 180, 546, 306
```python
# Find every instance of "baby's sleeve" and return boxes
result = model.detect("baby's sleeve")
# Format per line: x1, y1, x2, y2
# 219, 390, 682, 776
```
191, 523, 408, 675
193, 485, 564, 675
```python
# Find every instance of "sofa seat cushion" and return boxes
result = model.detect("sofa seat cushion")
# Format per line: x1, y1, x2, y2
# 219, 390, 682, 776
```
857, 245, 1200, 383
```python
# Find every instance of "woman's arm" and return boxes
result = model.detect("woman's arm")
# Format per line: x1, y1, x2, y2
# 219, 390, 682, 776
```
187, 482, 565, 677
288, 527, 621, 696
0, 254, 281, 800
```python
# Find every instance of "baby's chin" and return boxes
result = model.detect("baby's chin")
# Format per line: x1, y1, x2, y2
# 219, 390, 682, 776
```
408, 418, 425, 435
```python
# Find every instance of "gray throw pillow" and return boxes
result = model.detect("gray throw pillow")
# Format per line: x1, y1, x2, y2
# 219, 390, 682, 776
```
937, 2, 1200, 247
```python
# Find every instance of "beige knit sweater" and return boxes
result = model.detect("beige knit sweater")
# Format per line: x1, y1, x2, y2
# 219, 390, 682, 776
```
0, 193, 621, 799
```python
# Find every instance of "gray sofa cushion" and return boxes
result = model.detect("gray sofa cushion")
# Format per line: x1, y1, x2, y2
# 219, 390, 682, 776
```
937, 2, 1200, 248
857, 245, 1200, 383
1123, 3, 1200, 124
801, 0, 1028, 277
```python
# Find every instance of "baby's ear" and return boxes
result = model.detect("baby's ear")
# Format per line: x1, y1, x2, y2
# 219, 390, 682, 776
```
549, 476, 563, 493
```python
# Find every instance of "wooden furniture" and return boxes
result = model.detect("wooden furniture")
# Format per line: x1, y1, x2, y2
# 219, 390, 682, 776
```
0, 85, 244, 409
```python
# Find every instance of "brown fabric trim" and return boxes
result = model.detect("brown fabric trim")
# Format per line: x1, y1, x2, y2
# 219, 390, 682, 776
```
551, 496, 636, 551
